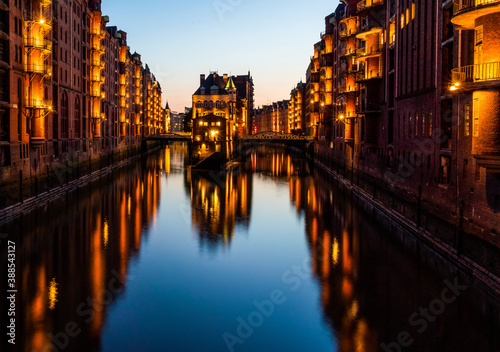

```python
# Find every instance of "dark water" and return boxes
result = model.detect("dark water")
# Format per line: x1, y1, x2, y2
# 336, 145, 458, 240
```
1, 144, 499, 352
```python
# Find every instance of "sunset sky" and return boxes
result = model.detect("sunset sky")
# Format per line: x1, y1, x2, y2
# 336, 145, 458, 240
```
101, 0, 339, 112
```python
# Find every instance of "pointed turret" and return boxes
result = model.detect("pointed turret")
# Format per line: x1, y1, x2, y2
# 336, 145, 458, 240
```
225, 76, 237, 91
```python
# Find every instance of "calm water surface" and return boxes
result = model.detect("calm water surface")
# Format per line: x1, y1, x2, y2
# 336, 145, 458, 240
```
1, 144, 498, 352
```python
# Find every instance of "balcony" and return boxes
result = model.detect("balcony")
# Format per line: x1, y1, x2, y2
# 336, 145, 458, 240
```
452, 0, 500, 29
25, 63, 52, 76
357, 0, 384, 13
356, 44, 384, 59
26, 98, 52, 109
451, 62, 500, 85
338, 85, 359, 94
28, 18, 52, 30
25, 38, 52, 52
355, 69, 382, 82
339, 47, 357, 57
356, 19, 384, 40
339, 28, 357, 39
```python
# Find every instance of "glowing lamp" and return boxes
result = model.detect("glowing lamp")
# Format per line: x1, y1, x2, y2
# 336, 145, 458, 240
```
450, 86, 457, 92
40, 19, 45, 24
339, 115, 344, 120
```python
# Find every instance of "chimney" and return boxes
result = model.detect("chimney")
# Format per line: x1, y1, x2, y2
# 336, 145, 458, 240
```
200, 74, 205, 86
223, 74, 228, 82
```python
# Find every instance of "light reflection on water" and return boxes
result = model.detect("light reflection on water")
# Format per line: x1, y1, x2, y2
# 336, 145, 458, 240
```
0, 143, 498, 352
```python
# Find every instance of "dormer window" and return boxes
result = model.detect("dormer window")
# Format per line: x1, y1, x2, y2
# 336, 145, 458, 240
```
200, 87, 206, 95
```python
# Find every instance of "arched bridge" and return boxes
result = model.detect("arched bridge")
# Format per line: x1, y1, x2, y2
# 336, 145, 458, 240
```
242, 132, 312, 145
145, 132, 192, 141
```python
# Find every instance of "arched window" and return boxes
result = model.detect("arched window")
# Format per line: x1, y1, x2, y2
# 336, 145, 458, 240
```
61, 92, 68, 138
216, 101, 220, 108
204, 101, 208, 108
74, 96, 81, 138
209, 101, 213, 109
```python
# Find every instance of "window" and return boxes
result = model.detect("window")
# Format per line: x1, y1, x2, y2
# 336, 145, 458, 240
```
473, 98, 479, 137
75, 97, 81, 138
217, 122, 221, 126
439, 156, 451, 184
204, 122, 208, 127
464, 104, 471, 137
61, 92, 68, 138
475, 26, 483, 67
415, 114, 419, 136
428, 112, 433, 136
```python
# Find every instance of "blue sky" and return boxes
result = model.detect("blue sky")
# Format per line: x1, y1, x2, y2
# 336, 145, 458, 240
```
101, 0, 339, 112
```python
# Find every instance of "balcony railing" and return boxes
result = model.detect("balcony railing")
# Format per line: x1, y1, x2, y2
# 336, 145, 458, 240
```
339, 28, 357, 39
25, 63, 52, 76
339, 47, 357, 57
356, 44, 384, 58
355, 69, 382, 81
26, 98, 52, 109
453, 0, 500, 14
25, 38, 52, 51
451, 62, 500, 83
358, 0, 384, 12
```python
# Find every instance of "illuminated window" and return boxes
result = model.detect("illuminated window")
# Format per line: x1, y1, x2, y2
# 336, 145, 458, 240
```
473, 98, 479, 137
428, 112, 433, 137
464, 104, 470, 137
420, 113, 425, 136
217, 122, 221, 126
204, 122, 208, 127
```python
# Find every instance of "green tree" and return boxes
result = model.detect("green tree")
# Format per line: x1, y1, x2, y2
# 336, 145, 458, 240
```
183, 110, 193, 133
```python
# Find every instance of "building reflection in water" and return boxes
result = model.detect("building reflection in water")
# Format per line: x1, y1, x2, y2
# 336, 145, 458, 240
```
185, 168, 252, 248
0, 144, 496, 352
0, 147, 174, 352
289, 158, 498, 351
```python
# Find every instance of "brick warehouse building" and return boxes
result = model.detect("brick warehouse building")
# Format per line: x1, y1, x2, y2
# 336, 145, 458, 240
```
0, 0, 165, 179
254, 100, 290, 134
304, 0, 500, 272
192, 72, 254, 140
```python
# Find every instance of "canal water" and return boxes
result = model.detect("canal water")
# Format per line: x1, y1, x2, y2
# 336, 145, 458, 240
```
1, 144, 498, 352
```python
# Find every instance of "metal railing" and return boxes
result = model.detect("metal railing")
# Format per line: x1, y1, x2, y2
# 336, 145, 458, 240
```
453, 0, 500, 13
24, 38, 52, 51
25, 63, 52, 75
339, 47, 357, 57
356, 44, 383, 57
452, 62, 500, 83
358, 0, 384, 11
26, 98, 52, 109
355, 69, 382, 81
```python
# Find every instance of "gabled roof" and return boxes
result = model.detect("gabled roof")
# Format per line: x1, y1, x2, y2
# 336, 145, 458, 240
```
193, 73, 229, 96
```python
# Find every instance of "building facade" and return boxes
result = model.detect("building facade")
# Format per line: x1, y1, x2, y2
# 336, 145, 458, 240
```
192, 72, 254, 140
305, 0, 500, 267
253, 100, 290, 134
0, 0, 166, 180
289, 82, 306, 135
